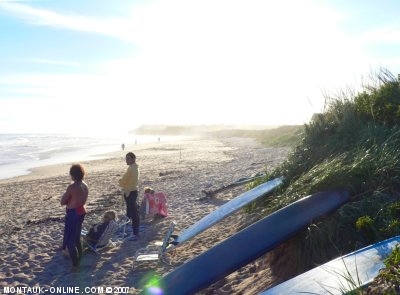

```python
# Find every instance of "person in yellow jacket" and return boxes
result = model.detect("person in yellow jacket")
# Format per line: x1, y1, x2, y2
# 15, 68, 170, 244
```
119, 152, 140, 241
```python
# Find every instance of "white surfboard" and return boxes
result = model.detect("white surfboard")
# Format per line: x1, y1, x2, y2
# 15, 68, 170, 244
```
171, 177, 283, 246
261, 235, 400, 294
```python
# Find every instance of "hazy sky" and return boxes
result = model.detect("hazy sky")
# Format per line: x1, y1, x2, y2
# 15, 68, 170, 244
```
1, 0, 400, 134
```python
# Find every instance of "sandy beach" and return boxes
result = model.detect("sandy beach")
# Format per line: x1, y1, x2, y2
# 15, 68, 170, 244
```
0, 137, 290, 294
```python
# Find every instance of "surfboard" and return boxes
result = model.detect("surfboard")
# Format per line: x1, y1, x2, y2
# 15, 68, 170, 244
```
142, 190, 350, 295
171, 176, 284, 246
260, 235, 400, 295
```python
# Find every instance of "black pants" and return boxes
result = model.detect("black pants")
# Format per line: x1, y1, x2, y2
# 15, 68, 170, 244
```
65, 209, 85, 267
125, 191, 140, 236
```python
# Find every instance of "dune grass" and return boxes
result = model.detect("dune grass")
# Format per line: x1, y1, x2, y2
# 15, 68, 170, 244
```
208, 125, 303, 147
248, 68, 400, 285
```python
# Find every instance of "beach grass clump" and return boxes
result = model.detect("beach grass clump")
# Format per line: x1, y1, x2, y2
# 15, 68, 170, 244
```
354, 70, 400, 126
355, 215, 378, 242
384, 245, 400, 268
248, 68, 400, 277
361, 245, 400, 294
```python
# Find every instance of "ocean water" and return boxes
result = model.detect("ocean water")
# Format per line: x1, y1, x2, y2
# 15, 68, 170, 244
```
0, 133, 176, 180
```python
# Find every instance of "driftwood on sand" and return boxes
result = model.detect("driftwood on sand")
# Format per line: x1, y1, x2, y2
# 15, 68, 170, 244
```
198, 172, 266, 200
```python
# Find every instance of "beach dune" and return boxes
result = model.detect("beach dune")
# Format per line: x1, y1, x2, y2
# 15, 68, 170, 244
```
0, 137, 290, 294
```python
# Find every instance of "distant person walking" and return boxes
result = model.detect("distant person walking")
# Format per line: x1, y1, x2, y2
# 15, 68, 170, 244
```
118, 152, 140, 241
121, 143, 125, 151
60, 164, 88, 271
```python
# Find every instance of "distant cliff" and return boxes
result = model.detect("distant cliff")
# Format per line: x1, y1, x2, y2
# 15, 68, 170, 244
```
130, 124, 279, 136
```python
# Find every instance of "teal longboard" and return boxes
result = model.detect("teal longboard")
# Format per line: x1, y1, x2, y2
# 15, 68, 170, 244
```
171, 177, 283, 246
261, 235, 400, 294
142, 190, 350, 295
